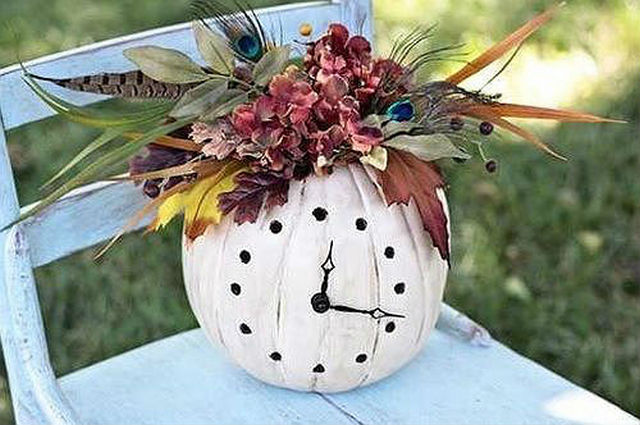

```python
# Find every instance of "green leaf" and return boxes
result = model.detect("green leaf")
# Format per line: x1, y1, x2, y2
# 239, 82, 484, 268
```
384, 134, 471, 162
124, 46, 210, 84
192, 20, 235, 74
169, 78, 229, 118
41, 128, 125, 190
201, 89, 249, 122
252, 45, 291, 86
24, 75, 173, 129
360, 146, 388, 170
383, 120, 421, 139
10, 117, 195, 228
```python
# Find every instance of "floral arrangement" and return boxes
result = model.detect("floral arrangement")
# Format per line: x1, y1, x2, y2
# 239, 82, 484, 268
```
20, 1, 616, 261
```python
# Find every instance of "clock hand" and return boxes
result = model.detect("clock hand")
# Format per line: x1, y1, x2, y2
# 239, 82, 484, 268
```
311, 241, 335, 314
320, 240, 335, 294
330, 305, 405, 319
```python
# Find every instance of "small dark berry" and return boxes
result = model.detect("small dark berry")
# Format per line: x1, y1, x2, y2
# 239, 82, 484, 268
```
355, 218, 368, 231
485, 159, 498, 173
143, 180, 161, 198
479, 121, 494, 136
450, 117, 464, 131
355, 354, 368, 363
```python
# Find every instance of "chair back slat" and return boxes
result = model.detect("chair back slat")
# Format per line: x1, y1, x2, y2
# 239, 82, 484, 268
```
22, 181, 150, 268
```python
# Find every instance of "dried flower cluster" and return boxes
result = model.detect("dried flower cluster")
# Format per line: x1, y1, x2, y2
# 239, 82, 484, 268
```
23, 3, 615, 261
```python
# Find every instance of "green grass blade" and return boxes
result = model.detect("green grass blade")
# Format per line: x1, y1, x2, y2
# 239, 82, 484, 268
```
8, 117, 195, 229
40, 128, 125, 190
24, 75, 174, 128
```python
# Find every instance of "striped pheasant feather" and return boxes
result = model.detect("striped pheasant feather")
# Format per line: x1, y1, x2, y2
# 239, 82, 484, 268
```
27, 70, 199, 99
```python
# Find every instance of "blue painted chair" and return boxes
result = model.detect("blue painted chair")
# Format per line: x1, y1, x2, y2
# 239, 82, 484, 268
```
0, 0, 637, 423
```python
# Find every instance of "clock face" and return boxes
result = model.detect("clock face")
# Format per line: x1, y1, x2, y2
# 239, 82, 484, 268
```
183, 164, 448, 392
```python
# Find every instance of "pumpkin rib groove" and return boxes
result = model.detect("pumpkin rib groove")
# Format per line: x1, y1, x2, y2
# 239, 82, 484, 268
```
213, 222, 234, 354
273, 181, 306, 385
311, 176, 335, 392
398, 203, 429, 350
348, 164, 383, 387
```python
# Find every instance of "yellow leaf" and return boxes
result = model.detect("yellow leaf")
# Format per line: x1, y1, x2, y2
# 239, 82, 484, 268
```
153, 191, 187, 230
150, 161, 247, 237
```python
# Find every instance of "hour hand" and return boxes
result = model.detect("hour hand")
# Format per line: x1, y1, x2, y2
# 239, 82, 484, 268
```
330, 305, 405, 319
311, 241, 335, 314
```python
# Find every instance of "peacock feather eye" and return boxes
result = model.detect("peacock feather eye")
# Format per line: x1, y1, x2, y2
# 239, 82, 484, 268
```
236, 34, 261, 60
386, 99, 415, 122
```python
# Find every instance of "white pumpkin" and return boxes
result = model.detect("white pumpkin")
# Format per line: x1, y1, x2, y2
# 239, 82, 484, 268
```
182, 163, 449, 392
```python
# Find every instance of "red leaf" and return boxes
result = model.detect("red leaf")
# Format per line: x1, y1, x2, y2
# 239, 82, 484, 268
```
218, 171, 289, 224
377, 150, 450, 264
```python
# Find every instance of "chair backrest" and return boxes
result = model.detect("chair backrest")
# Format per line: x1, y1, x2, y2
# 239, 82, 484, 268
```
0, 1, 372, 423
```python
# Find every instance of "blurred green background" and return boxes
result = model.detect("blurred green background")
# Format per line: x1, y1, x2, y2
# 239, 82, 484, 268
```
0, 0, 639, 423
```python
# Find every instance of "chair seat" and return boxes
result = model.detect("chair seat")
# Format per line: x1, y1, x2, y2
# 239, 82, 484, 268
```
59, 328, 638, 425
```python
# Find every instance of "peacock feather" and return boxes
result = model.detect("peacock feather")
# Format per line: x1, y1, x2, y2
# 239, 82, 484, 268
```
190, 0, 271, 63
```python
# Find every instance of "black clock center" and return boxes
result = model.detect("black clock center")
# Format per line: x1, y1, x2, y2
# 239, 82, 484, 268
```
311, 292, 330, 313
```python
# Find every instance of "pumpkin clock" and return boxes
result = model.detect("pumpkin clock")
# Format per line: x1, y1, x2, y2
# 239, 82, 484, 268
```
183, 165, 448, 391
20, 1, 617, 393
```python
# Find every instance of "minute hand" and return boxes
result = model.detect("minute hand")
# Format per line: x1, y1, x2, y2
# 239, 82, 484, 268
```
330, 305, 405, 319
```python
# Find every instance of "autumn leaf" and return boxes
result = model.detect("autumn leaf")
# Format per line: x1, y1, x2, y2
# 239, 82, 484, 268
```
218, 171, 290, 224
150, 161, 247, 239
378, 149, 450, 264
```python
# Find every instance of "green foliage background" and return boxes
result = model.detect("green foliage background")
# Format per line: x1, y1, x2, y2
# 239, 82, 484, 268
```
0, 0, 638, 423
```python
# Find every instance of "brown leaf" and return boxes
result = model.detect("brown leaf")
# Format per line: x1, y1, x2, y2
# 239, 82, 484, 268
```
218, 172, 290, 224
377, 150, 450, 264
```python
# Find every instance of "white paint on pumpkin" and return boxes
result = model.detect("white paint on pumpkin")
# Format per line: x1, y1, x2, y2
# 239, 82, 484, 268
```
182, 163, 449, 393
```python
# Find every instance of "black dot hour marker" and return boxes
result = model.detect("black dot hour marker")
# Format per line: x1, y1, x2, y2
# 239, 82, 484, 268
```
239, 250, 251, 264
269, 220, 282, 234
355, 354, 367, 363
312, 364, 325, 373
230, 283, 241, 296
269, 351, 282, 361
355, 218, 367, 231
385, 322, 396, 333
394, 283, 405, 294
312, 207, 328, 221
384, 246, 395, 258
239, 323, 252, 334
